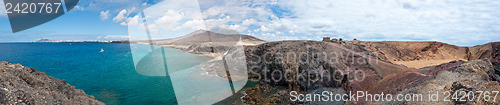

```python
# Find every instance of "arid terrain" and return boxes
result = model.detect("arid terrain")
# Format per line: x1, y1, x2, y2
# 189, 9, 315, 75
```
349, 41, 500, 68
138, 31, 499, 104
27, 31, 500, 104
210, 39, 500, 104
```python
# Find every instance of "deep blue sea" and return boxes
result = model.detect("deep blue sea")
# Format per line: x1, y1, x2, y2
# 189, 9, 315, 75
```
0, 42, 218, 105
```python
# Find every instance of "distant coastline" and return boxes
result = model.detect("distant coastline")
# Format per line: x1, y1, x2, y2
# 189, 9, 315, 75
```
33, 38, 224, 58
34, 39, 130, 43
32, 30, 266, 58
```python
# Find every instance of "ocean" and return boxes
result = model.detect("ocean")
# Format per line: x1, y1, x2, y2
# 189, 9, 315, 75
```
0, 42, 238, 105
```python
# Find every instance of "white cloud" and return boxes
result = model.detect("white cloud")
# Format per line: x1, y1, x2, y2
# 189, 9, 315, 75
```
129, 0, 207, 37
126, 15, 141, 26
203, 7, 224, 18
180, 19, 205, 30
127, 7, 137, 15
241, 19, 257, 26
116, 0, 500, 46
112, 7, 142, 26
154, 10, 184, 30
219, 18, 257, 32
193, 0, 500, 45
120, 22, 128, 26
258, 19, 294, 33
254, 32, 300, 41
113, 9, 128, 23
72, 5, 85, 11
287, 0, 499, 45
100, 10, 110, 21
98, 35, 130, 40
219, 24, 247, 32
74, 0, 146, 12
147, 24, 160, 33
203, 16, 232, 31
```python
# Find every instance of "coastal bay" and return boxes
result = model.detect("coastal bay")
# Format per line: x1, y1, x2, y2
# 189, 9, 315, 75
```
0, 42, 214, 104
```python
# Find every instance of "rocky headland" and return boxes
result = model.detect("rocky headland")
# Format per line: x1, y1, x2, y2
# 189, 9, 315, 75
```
134, 30, 266, 58
0, 61, 104, 105
35, 39, 114, 43
215, 40, 500, 104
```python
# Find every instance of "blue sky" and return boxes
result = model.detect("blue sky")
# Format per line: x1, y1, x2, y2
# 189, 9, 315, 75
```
0, 0, 499, 46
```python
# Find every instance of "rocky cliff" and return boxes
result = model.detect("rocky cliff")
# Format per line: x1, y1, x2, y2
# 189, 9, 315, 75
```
220, 40, 500, 105
0, 61, 104, 105
226, 40, 417, 104
381, 59, 500, 104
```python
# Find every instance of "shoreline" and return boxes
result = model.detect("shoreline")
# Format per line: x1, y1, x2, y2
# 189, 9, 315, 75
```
161, 45, 221, 59
158, 45, 222, 59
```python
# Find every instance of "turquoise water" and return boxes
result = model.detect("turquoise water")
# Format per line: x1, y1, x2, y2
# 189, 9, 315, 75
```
0, 42, 214, 105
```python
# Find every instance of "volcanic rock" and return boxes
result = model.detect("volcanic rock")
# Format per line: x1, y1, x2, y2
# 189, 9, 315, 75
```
0, 61, 104, 105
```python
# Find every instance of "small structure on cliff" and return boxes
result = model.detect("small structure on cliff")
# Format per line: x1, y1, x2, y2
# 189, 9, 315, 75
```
322, 37, 331, 42
331, 38, 338, 43
322, 37, 345, 44
322, 36, 347, 45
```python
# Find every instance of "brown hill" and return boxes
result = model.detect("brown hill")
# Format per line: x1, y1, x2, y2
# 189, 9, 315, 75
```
349, 41, 500, 68
469, 42, 500, 63
168, 30, 264, 45
224, 40, 500, 104
144, 30, 264, 46
235, 40, 420, 104
135, 30, 265, 57
378, 59, 500, 104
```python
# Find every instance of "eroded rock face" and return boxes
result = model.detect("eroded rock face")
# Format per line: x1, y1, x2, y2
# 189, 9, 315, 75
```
349, 41, 468, 62
230, 41, 500, 105
236, 40, 419, 104
379, 59, 500, 105
0, 61, 104, 105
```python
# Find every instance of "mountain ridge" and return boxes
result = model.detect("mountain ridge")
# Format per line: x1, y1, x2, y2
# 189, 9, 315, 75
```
349, 40, 500, 68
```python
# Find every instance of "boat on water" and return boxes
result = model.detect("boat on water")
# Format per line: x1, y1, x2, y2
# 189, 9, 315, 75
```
100, 48, 104, 53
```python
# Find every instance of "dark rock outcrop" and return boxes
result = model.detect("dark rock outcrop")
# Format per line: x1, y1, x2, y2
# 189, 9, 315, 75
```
238, 40, 418, 104
380, 59, 500, 105
0, 61, 104, 105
